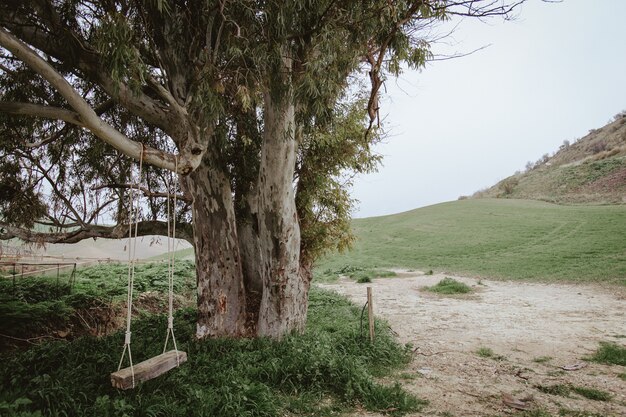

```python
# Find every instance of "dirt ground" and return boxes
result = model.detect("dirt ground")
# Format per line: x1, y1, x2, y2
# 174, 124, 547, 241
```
320, 271, 626, 417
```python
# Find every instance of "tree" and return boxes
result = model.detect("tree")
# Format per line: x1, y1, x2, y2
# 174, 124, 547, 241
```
0, 0, 524, 339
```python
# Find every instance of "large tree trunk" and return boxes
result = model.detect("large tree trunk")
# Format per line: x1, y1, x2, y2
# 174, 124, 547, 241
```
256, 88, 310, 338
186, 155, 246, 338
236, 189, 264, 331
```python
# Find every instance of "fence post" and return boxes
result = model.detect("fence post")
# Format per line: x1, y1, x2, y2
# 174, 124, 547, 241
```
367, 286, 375, 342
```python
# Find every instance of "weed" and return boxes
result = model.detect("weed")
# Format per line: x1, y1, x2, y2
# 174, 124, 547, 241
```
536, 384, 611, 402
425, 270, 433, 276
426, 278, 472, 295
520, 409, 553, 417
589, 342, 626, 366
476, 347, 493, 358
618, 372, 626, 381
350, 269, 396, 282
313, 266, 396, 284
532, 356, 552, 363
558, 409, 606, 417
535, 384, 571, 397
570, 386, 611, 402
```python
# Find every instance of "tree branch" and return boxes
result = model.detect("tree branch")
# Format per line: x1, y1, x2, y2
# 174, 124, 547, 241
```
0, 27, 200, 174
0, 220, 194, 244
0, 102, 85, 127
92, 183, 191, 203
0, 7, 183, 136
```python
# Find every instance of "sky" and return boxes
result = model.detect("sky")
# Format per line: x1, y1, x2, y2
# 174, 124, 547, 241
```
351, 0, 626, 218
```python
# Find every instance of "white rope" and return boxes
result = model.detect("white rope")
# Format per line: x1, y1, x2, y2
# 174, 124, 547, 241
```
163, 157, 181, 366
116, 148, 144, 388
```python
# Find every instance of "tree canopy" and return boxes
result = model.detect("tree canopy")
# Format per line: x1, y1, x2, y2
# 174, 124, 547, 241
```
0, 0, 525, 338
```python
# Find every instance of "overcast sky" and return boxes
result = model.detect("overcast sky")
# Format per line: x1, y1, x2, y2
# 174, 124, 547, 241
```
352, 0, 626, 218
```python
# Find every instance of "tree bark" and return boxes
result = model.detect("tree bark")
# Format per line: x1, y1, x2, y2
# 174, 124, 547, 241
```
236, 189, 264, 332
256, 88, 310, 338
186, 155, 246, 338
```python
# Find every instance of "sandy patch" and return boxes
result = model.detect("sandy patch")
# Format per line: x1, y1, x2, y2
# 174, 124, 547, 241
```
320, 272, 626, 416
6, 236, 192, 262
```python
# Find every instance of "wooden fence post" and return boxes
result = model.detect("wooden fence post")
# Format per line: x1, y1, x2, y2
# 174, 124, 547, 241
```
367, 286, 374, 342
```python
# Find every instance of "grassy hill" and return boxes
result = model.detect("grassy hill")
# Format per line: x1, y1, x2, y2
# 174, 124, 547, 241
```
316, 199, 626, 285
473, 113, 626, 204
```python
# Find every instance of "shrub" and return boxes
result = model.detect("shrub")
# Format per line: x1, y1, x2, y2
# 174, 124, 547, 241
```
499, 177, 519, 195
590, 140, 607, 154
425, 278, 471, 294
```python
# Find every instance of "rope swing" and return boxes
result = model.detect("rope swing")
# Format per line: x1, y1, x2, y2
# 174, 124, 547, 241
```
110, 153, 187, 390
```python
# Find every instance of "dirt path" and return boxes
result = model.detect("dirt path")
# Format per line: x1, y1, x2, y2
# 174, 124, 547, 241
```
320, 272, 626, 416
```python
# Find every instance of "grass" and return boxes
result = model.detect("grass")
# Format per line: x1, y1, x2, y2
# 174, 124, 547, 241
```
532, 356, 553, 363
535, 384, 611, 402
0, 262, 197, 350
0, 264, 425, 416
316, 199, 626, 285
570, 386, 612, 402
476, 347, 493, 358
558, 409, 606, 417
589, 342, 626, 366
618, 372, 626, 381
535, 384, 571, 396
315, 265, 397, 283
425, 277, 472, 294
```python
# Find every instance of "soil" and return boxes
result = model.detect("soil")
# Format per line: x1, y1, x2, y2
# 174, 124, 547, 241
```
320, 271, 626, 417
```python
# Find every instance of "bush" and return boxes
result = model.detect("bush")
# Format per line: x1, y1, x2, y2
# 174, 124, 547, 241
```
499, 177, 519, 196
425, 278, 472, 295
590, 141, 607, 154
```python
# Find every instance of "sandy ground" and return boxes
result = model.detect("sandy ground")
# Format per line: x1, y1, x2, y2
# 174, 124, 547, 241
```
320, 272, 626, 417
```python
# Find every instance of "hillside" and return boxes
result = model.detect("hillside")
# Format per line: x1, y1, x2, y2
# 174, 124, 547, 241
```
473, 113, 626, 204
316, 199, 626, 285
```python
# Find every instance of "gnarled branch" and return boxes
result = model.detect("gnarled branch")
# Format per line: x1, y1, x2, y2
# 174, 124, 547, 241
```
0, 27, 200, 174
0, 220, 194, 244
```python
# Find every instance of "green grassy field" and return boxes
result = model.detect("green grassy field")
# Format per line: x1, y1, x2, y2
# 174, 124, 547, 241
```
0, 263, 423, 416
316, 199, 626, 285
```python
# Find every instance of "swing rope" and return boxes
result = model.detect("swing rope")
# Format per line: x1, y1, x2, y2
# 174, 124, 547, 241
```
163, 157, 181, 365
117, 147, 144, 389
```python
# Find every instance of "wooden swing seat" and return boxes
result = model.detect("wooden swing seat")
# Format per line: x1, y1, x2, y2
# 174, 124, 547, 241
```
111, 350, 187, 390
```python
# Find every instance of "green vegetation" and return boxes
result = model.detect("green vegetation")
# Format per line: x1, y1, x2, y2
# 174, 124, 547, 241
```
485, 157, 626, 204
535, 384, 572, 397
317, 199, 626, 285
476, 347, 494, 358
476, 118, 626, 204
515, 409, 610, 417
532, 356, 553, 363
589, 342, 626, 366
558, 409, 606, 417
315, 265, 396, 283
425, 277, 472, 295
0, 262, 196, 350
0, 264, 423, 416
535, 384, 611, 402
570, 386, 612, 402
618, 372, 626, 381
520, 410, 553, 417
475, 347, 505, 361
